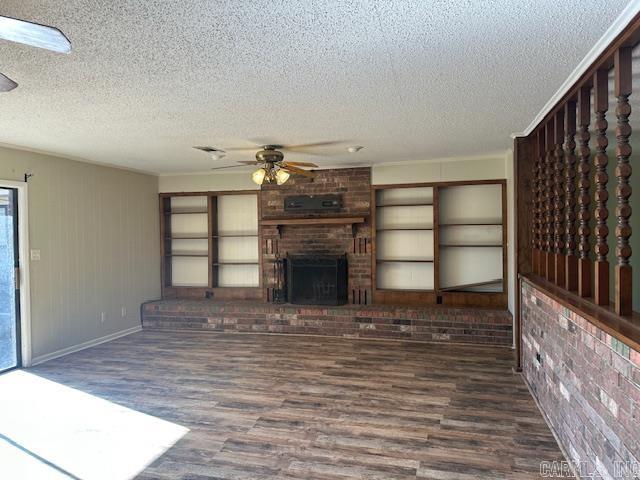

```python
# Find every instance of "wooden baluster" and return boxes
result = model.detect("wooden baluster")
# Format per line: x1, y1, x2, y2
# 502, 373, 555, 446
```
577, 86, 592, 297
554, 110, 566, 286
564, 101, 578, 291
545, 122, 555, 282
537, 130, 545, 275
614, 47, 633, 315
532, 132, 540, 274
593, 69, 610, 306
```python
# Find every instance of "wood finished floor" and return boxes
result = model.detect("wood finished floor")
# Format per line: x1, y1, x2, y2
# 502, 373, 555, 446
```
30, 331, 565, 479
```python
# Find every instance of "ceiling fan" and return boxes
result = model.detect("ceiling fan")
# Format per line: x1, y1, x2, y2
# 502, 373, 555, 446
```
0, 15, 72, 92
194, 141, 344, 186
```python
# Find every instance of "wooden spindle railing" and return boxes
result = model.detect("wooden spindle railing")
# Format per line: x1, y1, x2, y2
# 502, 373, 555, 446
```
537, 130, 545, 275
532, 131, 541, 275
564, 101, 578, 291
614, 47, 633, 316
545, 122, 555, 282
553, 110, 566, 286
593, 69, 610, 306
577, 86, 592, 298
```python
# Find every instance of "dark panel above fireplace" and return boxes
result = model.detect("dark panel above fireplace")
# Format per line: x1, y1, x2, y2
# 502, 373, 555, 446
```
287, 255, 347, 305
284, 194, 342, 213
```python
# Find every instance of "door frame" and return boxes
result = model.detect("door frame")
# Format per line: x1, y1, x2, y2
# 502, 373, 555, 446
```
0, 180, 31, 368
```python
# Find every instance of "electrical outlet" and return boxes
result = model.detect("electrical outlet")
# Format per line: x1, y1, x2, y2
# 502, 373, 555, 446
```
30, 249, 41, 261
121, 307, 127, 317
101, 312, 106, 323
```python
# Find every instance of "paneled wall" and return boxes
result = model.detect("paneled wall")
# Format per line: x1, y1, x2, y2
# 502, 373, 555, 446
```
0, 146, 160, 362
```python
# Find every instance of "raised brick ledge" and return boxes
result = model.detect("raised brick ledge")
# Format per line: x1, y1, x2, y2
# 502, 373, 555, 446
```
141, 300, 513, 346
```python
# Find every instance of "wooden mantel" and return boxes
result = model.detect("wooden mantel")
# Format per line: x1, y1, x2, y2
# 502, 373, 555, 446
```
260, 216, 367, 237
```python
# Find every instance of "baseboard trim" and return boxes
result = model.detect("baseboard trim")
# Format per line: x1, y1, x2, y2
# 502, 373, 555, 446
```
29, 325, 142, 366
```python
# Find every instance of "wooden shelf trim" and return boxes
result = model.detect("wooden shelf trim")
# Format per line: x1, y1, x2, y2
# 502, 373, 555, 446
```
440, 244, 503, 248
164, 209, 208, 215
440, 222, 503, 226
377, 227, 434, 231
213, 261, 260, 266
213, 233, 259, 238
167, 234, 209, 239
440, 278, 503, 292
376, 203, 434, 207
260, 216, 366, 226
377, 259, 434, 263
167, 234, 259, 239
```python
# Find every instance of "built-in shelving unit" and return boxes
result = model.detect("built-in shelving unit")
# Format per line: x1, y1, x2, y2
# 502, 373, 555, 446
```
374, 187, 435, 292
160, 192, 260, 296
438, 184, 505, 294
214, 194, 260, 288
161, 196, 209, 287
372, 180, 506, 307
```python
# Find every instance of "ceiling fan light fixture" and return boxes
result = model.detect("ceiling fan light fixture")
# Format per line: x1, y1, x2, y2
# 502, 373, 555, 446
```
252, 168, 267, 185
275, 168, 290, 185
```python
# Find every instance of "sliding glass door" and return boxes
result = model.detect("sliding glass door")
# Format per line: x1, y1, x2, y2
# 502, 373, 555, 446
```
0, 187, 19, 372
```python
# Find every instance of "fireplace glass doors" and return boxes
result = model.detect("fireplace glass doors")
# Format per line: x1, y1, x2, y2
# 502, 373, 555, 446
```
287, 255, 347, 305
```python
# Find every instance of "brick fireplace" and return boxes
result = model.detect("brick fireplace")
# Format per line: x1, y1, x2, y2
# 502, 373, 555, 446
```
261, 167, 372, 304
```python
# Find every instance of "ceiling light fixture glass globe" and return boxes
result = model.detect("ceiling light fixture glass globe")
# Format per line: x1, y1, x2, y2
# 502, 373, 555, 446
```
252, 168, 267, 185
275, 169, 290, 185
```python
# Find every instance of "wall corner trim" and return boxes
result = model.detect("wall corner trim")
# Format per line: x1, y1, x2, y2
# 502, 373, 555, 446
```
29, 325, 142, 367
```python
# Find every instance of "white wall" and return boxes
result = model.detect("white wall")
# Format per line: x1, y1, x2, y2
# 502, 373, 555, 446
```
371, 154, 507, 184
0, 146, 160, 362
159, 171, 258, 193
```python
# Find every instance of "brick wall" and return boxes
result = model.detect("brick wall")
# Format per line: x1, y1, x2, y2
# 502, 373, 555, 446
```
521, 280, 640, 479
261, 167, 372, 303
142, 299, 513, 345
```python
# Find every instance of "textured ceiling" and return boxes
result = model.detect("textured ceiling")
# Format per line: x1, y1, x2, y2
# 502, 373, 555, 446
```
0, 0, 632, 174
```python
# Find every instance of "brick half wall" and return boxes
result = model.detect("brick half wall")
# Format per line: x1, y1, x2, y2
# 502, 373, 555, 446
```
521, 280, 640, 479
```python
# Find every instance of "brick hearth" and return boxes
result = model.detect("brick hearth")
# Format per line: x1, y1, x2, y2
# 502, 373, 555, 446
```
142, 300, 513, 345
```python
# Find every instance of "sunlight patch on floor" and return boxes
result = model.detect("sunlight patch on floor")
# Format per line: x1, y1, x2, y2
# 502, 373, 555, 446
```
0, 370, 188, 480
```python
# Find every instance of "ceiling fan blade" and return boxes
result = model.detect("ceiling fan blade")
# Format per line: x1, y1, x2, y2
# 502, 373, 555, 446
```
194, 146, 224, 153
210, 165, 248, 171
283, 165, 315, 178
0, 73, 18, 92
280, 141, 346, 152
0, 16, 71, 53
238, 160, 262, 165
282, 161, 318, 168
223, 145, 263, 152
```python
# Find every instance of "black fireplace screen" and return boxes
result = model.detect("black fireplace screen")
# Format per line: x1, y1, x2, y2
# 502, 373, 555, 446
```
287, 255, 347, 305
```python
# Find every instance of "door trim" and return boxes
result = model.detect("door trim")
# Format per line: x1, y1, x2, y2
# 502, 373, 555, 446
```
0, 180, 31, 368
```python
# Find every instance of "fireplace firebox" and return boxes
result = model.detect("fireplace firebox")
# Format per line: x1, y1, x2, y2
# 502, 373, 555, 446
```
287, 255, 347, 305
